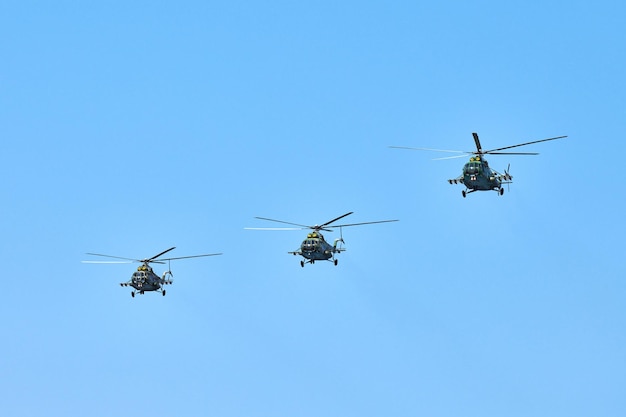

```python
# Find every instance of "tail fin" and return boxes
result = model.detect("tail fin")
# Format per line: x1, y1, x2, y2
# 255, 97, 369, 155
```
333, 226, 345, 250
161, 270, 173, 284
503, 163, 512, 181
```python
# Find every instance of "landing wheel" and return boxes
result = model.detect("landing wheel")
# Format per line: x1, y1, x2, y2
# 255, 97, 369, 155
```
334, 259, 338, 266
131, 291, 135, 298
462, 190, 467, 198
499, 188, 504, 196
300, 260, 304, 268
162, 290, 166, 296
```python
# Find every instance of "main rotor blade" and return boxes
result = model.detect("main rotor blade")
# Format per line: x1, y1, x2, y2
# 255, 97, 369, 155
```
159, 253, 222, 261
486, 152, 539, 155
81, 260, 133, 264
484, 135, 567, 154
85, 252, 138, 262
333, 219, 399, 228
433, 154, 473, 160
244, 227, 304, 230
254, 213, 354, 231
147, 247, 176, 262
320, 212, 354, 228
389, 146, 468, 153
254, 217, 310, 228
472, 132, 483, 153
85, 248, 177, 264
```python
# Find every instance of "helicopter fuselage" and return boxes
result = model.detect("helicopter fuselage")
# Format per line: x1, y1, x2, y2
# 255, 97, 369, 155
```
120, 265, 172, 295
299, 232, 337, 261
290, 231, 344, 266
461, 157, 501, 191
447, 156, 511, 197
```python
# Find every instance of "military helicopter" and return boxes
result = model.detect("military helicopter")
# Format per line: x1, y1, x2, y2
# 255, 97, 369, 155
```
83, 247, 222, 297
391, 132, 566, 197
246, 212, 398, 267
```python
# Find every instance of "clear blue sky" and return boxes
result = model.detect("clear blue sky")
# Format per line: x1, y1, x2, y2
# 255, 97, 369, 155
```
1, 1, 625, 416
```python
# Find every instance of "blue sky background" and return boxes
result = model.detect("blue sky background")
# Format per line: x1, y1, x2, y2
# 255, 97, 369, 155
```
1, 1, 625, 416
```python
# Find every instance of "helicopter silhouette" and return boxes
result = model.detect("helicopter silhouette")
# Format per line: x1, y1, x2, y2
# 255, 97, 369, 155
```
83, 247, 222, 297
391, 132, 566, 197
246, 212, 398, 267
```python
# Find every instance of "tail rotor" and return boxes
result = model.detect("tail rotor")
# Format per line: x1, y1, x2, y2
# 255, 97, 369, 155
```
504, 163, 512, 192
161, 259, 174, 285
334, 226, 345, 251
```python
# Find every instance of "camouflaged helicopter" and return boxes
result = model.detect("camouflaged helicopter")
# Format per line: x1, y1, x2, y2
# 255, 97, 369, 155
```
83, 247, 222, 297
391, 132, 566, 197
246, 212, 398, 267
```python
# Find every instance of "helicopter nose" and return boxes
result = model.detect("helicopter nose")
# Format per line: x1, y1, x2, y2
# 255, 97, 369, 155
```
132, 273, 146, 284
301, 241, 316, 252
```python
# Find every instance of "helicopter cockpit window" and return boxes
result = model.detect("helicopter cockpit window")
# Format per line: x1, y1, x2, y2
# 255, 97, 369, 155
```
133, 271, 147, 280
302, 239, 317, 250
464, 162, 481, 175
